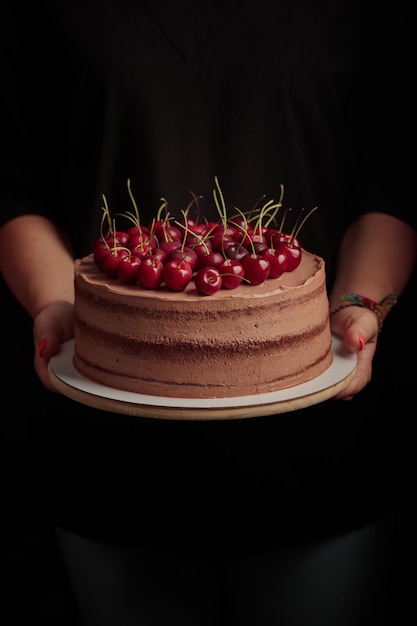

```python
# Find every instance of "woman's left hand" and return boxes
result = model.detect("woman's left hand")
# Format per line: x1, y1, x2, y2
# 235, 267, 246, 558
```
329, 306, 379, 400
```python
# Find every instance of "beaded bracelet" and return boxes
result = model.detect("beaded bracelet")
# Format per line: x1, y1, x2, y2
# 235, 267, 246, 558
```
329, 293, 398, 334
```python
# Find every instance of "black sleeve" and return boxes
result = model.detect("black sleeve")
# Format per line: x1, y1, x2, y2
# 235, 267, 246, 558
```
0, 1, 75, 227
345, 2, 417, 231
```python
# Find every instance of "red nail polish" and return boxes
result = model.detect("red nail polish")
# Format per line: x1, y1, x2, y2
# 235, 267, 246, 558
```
358, 335, 364, 351
38, 340, 47, 356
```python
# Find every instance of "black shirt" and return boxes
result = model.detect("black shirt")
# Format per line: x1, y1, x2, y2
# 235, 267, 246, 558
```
1, 0, 415, 558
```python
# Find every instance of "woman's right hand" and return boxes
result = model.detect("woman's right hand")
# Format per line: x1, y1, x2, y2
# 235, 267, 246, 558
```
33, 301, 75, 392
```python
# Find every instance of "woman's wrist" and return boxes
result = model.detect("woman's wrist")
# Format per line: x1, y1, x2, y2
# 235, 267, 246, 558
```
329, 293, 398, 333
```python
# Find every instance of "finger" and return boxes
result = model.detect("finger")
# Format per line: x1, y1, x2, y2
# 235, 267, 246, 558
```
330, 307, 379, 352
34, 347, 60, 393
332, 338, 374, 400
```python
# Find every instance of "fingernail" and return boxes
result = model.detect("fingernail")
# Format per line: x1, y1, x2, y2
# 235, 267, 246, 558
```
358, 335, 364, 351
38, 340, 47, 356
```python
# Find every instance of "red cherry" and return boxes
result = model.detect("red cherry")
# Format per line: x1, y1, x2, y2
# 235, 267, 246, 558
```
241, 254, 270, 285
187, 223, 213, 236
282, 245, 302, 271
154, 222, 182, 243
212, 224, 240, 240
185, 234, 212, 250
146, 248, 167, 264
265, 227, 281, 247
93, 240, 111, 267
224, 244, 249, 262
126, 224, 151, 237
127, 230, 158, 250
275, 235, 302, 271
167, 247, 198, 272
275, 241, 302, 272
196, 250, 224, 270
163, 259, 193, 291
261, 248, 288, 278
201, 221, 218, 236
105, 230, 129, 246
191, 242, 214, 264
137, 257, 164, 289
180, 218, 198, 229
218, 258, 245, 289
130, 243, 151, 260
100, 248, 130, 278
211, 233, 236, 253
275, 232, 301, 248
253, 241, 268, 256
239, 230, 266, 249
228, 215, 246, 230
195, 267, 222, 295
159, 240, 182, 256
117, 255, 141, 284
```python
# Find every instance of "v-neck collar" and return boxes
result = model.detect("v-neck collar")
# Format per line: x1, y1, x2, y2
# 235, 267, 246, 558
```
142, 0, 243, 61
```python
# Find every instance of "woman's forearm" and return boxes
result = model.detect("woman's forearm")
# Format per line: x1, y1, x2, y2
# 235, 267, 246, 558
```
0, 215, 75, 319
329, 212, 417, 317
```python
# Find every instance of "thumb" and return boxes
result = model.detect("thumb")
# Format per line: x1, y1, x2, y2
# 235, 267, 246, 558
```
36, 333, 63, 361
330, 309, 379, 400
343, 324, 366, 354
330, 306, 379, 354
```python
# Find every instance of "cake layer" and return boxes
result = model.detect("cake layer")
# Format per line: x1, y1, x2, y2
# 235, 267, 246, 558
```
73, 252, 333, 399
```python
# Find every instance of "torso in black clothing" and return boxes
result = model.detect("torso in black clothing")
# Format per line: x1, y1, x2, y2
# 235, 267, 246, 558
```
3, 1, 415, 261
1, 0, 414, 557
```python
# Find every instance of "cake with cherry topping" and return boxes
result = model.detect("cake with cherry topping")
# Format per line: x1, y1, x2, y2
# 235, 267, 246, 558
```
73, 249, 332, 399
72, 181, 333, 399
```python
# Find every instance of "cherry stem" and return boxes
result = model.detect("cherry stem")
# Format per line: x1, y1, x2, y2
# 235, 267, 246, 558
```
229, 207, 258, 257
99, 195, 114, 248
127, 178, 140, 226
263, 184, 285, 228
116, 179, 147, 248
184, 191, 203, 224
174, 217, 216, 255
156, 198, 169, 222
253, 199, 279, 237
293, 206, 318, 240
278, 207, 291, 234
213, 175, 228, 228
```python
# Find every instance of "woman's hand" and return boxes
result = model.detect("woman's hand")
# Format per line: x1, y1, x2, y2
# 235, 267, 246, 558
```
329, 305, 380, 401
33, 301, 75, 392
328, 212, 417, 401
